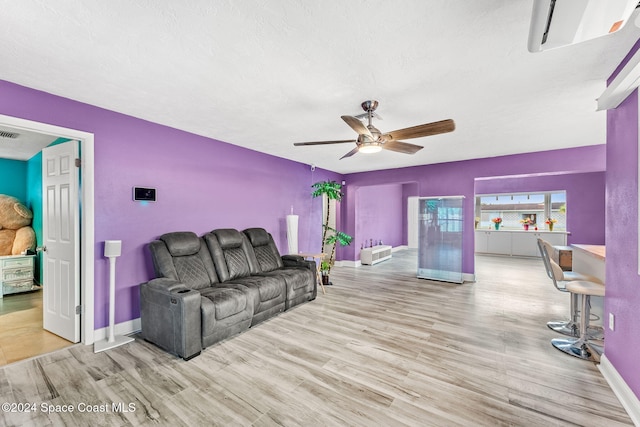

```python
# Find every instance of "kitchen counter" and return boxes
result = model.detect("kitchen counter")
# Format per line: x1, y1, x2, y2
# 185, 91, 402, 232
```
570, 244, 605, 327
571, 244, 605, 261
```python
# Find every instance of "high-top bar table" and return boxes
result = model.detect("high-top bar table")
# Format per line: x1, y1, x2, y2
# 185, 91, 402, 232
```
570, 244, 605, 327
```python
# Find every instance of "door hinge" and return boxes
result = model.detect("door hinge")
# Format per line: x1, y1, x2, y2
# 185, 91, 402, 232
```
75, 305, 82, 315
75, 158, 81, 168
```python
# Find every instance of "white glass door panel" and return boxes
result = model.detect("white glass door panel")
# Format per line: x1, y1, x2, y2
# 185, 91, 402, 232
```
417, 196, 464, 284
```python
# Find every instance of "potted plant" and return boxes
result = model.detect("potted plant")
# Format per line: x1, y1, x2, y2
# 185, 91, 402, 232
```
320, 261, 331, 286
311, 180, 353, 283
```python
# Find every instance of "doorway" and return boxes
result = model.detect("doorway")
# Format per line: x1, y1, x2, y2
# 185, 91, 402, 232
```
0, 114, 95, 351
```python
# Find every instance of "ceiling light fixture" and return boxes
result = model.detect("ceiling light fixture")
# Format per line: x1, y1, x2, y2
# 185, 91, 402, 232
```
358, 143, 382, 154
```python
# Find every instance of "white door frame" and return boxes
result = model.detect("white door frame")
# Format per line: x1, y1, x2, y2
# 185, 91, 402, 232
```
407, 196, 419, 249
0, 114, 95, 345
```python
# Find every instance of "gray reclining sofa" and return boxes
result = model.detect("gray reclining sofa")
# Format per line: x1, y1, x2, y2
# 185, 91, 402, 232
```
140, 228, 316, 360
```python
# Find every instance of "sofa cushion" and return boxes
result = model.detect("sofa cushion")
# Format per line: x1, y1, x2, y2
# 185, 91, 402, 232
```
160, 232, 201, 256
244, 228, 271, 247
200, 287, 247, 320
214, 228, 244, 248
173, 256, 213, 290
150, 232, 218, 290
230, 275, 285, 302
224, 247, 251, 280
252, 245, 281, 272
243, 228, 283, 272
207, 229, 257, 281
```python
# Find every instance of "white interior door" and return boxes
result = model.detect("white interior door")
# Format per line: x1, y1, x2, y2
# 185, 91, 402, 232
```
42, 140, 80, 342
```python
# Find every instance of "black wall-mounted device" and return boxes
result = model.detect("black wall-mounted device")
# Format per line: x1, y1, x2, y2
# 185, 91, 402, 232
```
133, 187, 156, 202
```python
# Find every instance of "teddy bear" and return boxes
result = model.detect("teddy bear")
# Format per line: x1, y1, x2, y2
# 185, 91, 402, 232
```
0, 194, 36, 256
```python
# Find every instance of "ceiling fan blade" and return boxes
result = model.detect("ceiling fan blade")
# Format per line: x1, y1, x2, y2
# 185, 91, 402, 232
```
340, 147, 360, 160
341, 115, 373, 139
382, 140, 424, 155
385, 119, 455, 141
294, 139, 356, 146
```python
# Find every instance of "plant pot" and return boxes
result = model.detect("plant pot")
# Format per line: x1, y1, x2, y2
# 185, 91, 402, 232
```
322, 274, 331, 286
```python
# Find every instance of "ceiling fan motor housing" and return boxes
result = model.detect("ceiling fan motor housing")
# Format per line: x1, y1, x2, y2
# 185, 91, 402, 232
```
361, 100, 379, 112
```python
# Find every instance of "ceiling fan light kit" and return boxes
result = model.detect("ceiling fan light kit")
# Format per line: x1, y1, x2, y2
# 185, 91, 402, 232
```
358, 143, 383, 154
293, 100, 455, 160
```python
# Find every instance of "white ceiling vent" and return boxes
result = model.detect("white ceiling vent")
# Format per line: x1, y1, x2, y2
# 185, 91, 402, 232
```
528, 0, 639, 53
0, 130, 20, 139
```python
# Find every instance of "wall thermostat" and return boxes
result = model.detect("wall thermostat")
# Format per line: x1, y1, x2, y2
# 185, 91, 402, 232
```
133, 187, 156, 202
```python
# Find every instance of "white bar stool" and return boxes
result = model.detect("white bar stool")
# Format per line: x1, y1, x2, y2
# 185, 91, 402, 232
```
537, 238, 603, 338
551, 280, 605, 362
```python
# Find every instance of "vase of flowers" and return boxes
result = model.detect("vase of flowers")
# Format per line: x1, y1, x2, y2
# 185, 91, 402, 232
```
519, 217, 534, 230
491, 217, 502, 230
545, 218, 557, 231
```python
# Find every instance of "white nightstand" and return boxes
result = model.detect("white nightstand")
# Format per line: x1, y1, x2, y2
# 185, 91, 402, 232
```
0, 254, 37, 298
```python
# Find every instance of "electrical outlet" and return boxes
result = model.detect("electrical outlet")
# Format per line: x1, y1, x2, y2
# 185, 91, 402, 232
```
609, 313, 615, 331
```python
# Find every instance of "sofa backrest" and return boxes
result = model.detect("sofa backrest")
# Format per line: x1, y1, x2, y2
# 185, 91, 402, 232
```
205, 228, 258, 282
243, 228, 283, 273
149, 231, 219, 290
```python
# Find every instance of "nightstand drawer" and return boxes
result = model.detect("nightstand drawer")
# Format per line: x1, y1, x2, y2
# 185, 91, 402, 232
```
2, 279, 35, 295
2, 268, 33, 281
1, 257, 33, 269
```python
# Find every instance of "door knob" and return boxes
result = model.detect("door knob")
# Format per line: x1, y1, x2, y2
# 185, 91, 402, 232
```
36, 246, 47, 253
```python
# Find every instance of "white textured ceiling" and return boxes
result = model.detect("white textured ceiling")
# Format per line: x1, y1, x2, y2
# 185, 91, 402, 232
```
0, 1, 639, 173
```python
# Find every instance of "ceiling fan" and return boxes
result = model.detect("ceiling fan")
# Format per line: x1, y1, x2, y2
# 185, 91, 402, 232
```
294, 100, 455, 160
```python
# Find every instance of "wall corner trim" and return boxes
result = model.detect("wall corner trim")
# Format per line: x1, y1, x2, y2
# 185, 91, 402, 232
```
598, 47, 640, 111
599, 354, 640, 425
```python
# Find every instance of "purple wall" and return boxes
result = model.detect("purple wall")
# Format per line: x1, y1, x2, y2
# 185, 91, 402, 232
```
605, 38, 640, 399
354, 184, 404, 251
343, 145, 606, 272
475, 172, 606, 245
0, 80, 341, 329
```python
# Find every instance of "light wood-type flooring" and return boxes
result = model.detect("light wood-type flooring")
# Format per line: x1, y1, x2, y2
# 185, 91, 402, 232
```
0, 291, 73, 366
0, 251, 633, 426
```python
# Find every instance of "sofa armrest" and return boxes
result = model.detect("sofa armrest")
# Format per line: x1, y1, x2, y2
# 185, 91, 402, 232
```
145, 277, 189, 293
282, 255, 315, 271
140, 279, 202, 360
281, 256, 318, 300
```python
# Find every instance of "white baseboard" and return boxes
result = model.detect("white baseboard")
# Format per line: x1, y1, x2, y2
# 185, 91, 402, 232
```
336, 259, 362, 268
93, 317, 141, 342
599, 354, 640, 426
462, 273, 476, 282
392, 245, 408, 252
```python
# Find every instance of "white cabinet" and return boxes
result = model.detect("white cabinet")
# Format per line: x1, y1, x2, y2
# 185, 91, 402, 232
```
1, 255, 36, 298
511, 232, 541, 257
360, 245, 392, 265
475, 231, 567, 257
511, 231, 566, 257
475, 231, 489, 253
487, 232, 512, 255
475, 231, 511, 255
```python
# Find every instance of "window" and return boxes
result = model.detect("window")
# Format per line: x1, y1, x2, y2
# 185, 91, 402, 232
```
475, 191, 566, 230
